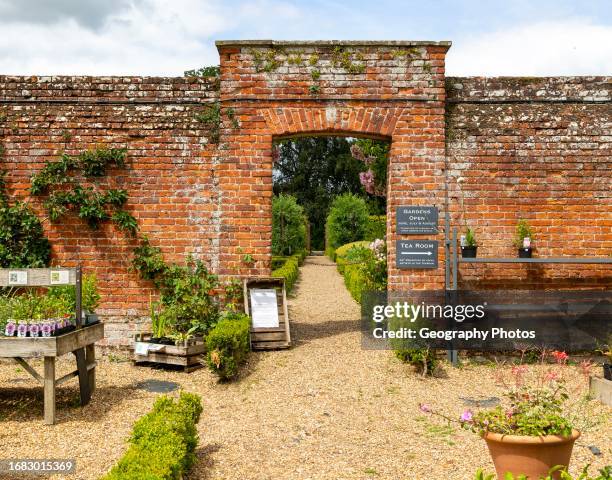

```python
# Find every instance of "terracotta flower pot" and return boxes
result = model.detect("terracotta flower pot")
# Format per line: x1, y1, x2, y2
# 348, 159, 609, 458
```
483, 430, 580, 479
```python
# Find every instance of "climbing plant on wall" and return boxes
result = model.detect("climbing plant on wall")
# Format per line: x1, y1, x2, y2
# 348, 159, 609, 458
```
0, 169, 51, 268
30, 147, 138, 235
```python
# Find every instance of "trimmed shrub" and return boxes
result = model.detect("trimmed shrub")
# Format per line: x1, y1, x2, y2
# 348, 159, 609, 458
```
206, 313, 250, 380
272, 194, 307, 256
102, 392, 203, 480
364, 215, 386, 241
334, 241, 370, 264
325, 193, 369, 252
272, 253, 301, 292
272, 256, 288, 270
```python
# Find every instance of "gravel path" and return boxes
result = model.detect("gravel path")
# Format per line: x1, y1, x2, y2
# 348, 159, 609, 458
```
0, 256, 610, 479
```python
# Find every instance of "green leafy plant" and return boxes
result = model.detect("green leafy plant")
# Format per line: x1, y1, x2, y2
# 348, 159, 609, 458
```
396, 347, 438, 376
194, 103, 221, 143
102, 392, 203, 480
474, 465, 612, 480
30, 147, 133, 232
272, 194, 307, 256
155, 259, 220, 337
325, 193, 369, 251
184, 66, 220, 77
465, 227, 477, 247
271, 253, 303, 293
205, 313, 250, 380
131, 237, 167, 281
0, 170, 51, 268
514, 219, 534, 248
30, 147, 126, 195
364, 215, 386, 242
111, 210, 138, 236
420, 351, 598, 437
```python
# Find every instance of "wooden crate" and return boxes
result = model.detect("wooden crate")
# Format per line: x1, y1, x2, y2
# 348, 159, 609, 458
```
132, 333, 205, 372
244, 277, 291, 350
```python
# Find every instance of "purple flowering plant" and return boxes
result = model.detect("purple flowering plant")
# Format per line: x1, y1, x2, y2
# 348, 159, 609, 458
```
419, 351, 598, 437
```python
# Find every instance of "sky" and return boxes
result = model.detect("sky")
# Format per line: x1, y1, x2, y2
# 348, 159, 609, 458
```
0, 0, 610, 76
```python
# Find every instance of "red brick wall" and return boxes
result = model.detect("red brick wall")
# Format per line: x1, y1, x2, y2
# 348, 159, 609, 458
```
446, 77, 612, 288
1, 49, 610, 347
217, 40, 450, 291
0, 76, 220, 345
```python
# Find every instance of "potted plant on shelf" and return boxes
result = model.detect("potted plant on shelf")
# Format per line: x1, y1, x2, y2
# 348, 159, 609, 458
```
419, 351, 595, 480
514, 219, 534, 258
461, 227, 478, 258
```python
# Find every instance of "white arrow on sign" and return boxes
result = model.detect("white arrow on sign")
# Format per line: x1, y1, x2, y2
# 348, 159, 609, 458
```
401, 252, 433, 256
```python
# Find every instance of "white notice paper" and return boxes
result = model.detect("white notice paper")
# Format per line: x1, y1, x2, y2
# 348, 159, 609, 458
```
134, 342, 165, 355
250, 288, 279, 328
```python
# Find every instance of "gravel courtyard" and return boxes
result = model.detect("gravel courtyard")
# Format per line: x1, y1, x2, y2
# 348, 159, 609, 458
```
0, 256, 610, 479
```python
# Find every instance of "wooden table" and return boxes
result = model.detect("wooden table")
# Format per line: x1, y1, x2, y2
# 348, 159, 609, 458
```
0, 323, 104, 424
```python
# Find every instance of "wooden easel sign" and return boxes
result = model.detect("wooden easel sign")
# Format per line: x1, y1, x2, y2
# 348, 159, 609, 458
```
243, 278, 291, 350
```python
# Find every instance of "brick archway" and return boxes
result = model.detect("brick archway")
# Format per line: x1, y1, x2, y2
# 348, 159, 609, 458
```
217, 40, 451, 290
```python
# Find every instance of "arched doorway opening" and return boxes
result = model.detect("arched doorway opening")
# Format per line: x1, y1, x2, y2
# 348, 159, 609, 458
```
271, 135, 390, 255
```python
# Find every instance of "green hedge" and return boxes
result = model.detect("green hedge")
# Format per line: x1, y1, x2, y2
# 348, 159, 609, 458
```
102, 392, 203, 480
364, 215, 385, 241
206, 313, 251, 380
272, 256, 288, 270
334, 241, 370, 302
271, 251, 305, 293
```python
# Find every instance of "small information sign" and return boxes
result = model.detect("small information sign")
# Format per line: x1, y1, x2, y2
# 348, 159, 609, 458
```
8, 271, 27, 285
396, 206, 438, 234
396, 240, 438, 269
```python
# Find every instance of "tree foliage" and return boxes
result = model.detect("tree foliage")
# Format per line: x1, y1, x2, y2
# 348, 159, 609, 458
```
273, 136, 386, 249
325, 193, 369, 251
272, 194, 307, 256
0, 171, 51, 268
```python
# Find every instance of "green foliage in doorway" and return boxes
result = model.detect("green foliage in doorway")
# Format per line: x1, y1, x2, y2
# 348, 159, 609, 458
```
325, 193, 369, 252
272, 194, 307, 256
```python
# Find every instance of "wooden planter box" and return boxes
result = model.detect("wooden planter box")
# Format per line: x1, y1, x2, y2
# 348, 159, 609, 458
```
132, 333, 205, 373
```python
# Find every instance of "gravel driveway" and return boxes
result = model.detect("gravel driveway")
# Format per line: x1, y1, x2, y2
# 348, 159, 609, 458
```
0, 256, 609, 479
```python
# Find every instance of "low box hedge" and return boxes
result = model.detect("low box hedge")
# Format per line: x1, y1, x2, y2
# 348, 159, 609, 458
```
206, 312, 250, 380
334, 241, 371, 302
271, 251, 305, 293
102, 392, 203, 480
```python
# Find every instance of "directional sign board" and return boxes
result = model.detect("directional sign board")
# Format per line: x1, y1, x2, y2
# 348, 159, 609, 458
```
396, 206, 438, 234
396, 240, 438, 269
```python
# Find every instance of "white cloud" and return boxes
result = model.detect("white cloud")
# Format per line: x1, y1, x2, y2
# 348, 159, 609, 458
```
0, 0, 247, 75
0, 2, 610, 77
446, 19, 612, 76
